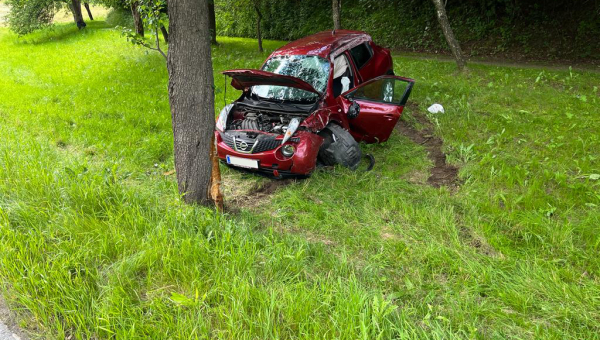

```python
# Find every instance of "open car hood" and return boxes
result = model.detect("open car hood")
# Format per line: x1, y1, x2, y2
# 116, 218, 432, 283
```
222, 69, 321, 95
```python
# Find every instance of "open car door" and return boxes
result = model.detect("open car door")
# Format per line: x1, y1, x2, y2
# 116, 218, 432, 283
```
339, 76, 414, 143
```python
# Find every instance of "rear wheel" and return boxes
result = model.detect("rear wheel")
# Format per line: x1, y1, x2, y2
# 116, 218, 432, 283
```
318, 124, 362, 170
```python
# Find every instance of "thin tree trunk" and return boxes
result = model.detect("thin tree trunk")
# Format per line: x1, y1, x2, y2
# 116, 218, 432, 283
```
160, 25, 169, 43
167, 0, 219, 205
70, 0, 86, 29
83, 3, 93, 20
431, 0, 466, 71
131, 1, 144, 37
208, 0, 218, 45
332, 0, 341, 30
254, 2, 262, 52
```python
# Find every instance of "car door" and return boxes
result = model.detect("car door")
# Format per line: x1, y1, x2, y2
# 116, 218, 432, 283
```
339, 76, 414, 143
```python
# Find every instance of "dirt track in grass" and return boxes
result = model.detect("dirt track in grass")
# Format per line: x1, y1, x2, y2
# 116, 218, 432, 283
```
396, 102, 459, 188
223, 178, 294, 212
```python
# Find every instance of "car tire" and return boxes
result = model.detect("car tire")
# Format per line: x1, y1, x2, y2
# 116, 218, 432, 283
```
318, 124, 362, 170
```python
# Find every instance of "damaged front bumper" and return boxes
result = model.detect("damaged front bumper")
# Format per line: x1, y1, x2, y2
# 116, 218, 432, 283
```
215, 130, 323, 177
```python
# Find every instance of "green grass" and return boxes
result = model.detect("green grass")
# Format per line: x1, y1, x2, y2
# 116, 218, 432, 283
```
1, 20, 599, 339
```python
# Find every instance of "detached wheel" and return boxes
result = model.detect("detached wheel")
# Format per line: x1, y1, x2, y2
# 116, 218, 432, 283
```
318, 124, 362, 170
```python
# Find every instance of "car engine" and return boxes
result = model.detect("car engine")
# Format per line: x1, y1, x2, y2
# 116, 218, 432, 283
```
228, 107, 303, 134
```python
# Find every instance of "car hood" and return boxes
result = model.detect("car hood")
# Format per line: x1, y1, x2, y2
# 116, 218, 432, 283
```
222, 69, 321, 95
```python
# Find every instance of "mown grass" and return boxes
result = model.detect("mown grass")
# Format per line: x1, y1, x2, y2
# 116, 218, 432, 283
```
0, 19, 599, 339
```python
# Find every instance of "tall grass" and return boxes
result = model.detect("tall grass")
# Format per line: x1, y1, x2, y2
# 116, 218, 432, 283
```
0, 21, 599, 338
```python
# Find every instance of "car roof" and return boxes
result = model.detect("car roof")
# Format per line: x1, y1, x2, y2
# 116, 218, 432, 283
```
269, 30, 372, 60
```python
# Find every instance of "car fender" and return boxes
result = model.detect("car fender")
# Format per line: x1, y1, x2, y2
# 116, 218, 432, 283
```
301, 107, 332, 132
290, 131, 324, 174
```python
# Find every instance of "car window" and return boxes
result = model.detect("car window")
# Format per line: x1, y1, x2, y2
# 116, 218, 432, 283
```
349, 43, 373, 69
253, 55, 330, 102
349, 78, 412, 105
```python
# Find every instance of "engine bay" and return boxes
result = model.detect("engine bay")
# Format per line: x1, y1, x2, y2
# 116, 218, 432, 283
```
227, 105, 305, 134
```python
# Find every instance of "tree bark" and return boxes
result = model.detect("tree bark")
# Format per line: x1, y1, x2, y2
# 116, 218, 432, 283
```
83, 2, 93, 20
332, 0, 341, 30
254, 2, 263, 52
431, 0, 466, 71
160, 25, 169, 43
167, 0, 218, 205
208, 0, 218, 45
131, 1, 144, 37
70, 0, 86, 29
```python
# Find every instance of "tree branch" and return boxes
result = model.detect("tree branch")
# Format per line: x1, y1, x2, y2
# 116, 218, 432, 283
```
154, 26, 167, 60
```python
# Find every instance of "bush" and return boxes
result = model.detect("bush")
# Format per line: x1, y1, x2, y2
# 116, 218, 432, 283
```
105, 7, 133, 28
6, 0, 61, 35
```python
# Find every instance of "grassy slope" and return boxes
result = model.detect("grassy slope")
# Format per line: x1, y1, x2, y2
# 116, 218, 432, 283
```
0, 21, 599, 339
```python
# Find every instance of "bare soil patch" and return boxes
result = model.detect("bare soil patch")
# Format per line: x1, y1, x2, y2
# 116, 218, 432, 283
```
458, 226, 502, 258
223, 176, 294, 212
395, 102, 459, 188
0, 295, 28, 340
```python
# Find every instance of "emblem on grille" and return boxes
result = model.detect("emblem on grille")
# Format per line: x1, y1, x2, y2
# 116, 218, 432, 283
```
237, 141, 248, 151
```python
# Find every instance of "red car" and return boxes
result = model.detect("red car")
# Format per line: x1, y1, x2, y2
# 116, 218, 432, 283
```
216, 30, 414, 177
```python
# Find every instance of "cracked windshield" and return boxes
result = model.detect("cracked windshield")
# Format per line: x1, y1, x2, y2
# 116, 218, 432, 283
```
253, 55, 330, 101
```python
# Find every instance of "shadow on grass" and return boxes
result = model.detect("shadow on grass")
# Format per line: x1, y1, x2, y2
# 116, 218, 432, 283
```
16, 21, 113, 45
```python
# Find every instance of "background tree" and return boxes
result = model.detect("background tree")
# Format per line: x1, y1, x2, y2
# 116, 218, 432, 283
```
7, 0, 90, 34
431, 0, 466, 71
70, 0, 86, 28
253, 0, 262, 52
122, 0, 168, 57
167, 0, 219, 205
83, 2, 94, 20
208, 0, 218, 45
131, 1, 144, 36
332, 0, 341, 30
6, 0, 58, 34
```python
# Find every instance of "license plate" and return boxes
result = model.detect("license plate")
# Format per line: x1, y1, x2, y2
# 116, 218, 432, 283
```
226, 155, 259, 169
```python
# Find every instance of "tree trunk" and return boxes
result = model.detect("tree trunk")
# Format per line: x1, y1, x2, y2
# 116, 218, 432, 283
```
254, 2, 263, 52
70, 0, 86, 29
83, 3, 93, 20
332, 0, 341, 30
160, 25, 169, 43
167, 0, 218, 205
431, 0, 466, 71
208, 0, 218, 45
131, 1, 144, 37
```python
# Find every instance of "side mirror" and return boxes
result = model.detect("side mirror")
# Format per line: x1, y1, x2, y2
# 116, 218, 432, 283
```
347, 101, 360, 119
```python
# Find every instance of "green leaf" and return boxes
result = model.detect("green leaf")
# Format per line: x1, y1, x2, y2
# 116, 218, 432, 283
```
170, 292, 195, 307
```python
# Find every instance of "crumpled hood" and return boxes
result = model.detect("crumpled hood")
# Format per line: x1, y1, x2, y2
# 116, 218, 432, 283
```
222, 69, 321, 95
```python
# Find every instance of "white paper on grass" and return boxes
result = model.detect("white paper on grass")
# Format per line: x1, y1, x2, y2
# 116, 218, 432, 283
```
427, 103, 445, 114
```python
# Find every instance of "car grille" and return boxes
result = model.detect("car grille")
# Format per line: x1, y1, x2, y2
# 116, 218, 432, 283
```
221, 132, 290, 154
253, 138, 282, 153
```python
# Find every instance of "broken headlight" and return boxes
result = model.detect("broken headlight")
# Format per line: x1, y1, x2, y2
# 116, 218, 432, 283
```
281, 144, 295, 157
216, 104, 233, 132
281, 117, 300, 144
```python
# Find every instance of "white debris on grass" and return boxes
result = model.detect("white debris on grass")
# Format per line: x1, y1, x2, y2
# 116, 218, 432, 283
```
427, 103, 445, 114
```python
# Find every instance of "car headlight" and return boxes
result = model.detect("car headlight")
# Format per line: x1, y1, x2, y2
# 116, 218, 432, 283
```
281, 118, 300, 144
281, 144, 295, 157
216, 104, 233, 132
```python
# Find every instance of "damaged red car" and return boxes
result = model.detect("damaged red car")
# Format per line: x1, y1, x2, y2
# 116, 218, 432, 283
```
215, 30, 414, 177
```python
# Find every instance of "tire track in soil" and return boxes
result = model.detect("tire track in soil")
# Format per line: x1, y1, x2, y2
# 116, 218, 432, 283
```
396, 102, 459, 188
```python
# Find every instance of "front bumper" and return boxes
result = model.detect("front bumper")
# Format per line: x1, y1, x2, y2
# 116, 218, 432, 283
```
215, 130, 324, 176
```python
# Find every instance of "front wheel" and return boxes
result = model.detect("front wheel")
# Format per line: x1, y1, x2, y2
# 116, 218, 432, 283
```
317, 124, 362, 170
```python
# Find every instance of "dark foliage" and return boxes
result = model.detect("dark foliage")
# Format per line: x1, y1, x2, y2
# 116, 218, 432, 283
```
7, 0, 61, 35
215, 0, 600, 61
